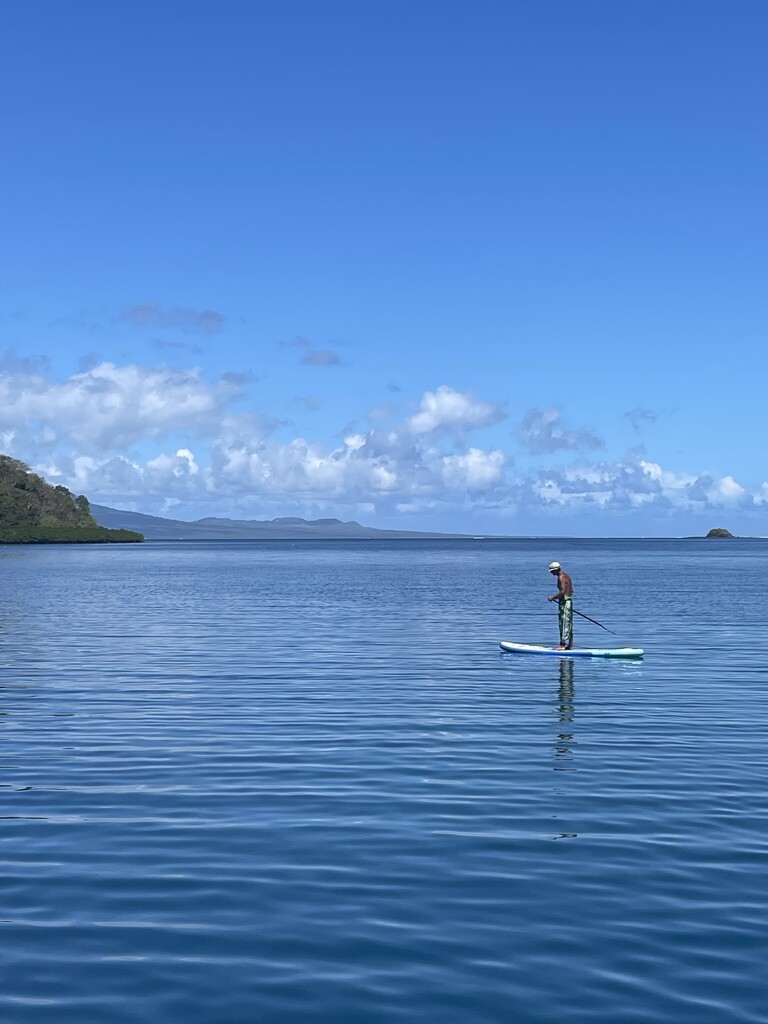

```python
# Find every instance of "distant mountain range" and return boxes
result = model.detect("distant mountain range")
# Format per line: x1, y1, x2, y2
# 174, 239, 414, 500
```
91, 505, 470, 540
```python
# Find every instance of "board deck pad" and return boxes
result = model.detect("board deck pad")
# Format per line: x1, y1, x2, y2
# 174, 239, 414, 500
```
500, 641, 644, 659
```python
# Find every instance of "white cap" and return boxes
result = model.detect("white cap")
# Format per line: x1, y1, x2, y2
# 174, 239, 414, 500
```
548, 561, 561, 571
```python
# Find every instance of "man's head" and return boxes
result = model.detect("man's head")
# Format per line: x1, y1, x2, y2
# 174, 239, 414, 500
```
548, 561, 561, 575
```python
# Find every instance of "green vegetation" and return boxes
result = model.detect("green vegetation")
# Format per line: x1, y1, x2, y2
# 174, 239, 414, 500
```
705, 527, 735, 539
0, 456, 143, 544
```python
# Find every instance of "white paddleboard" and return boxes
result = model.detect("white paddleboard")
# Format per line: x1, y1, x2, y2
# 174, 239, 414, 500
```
500, 641, 644, 659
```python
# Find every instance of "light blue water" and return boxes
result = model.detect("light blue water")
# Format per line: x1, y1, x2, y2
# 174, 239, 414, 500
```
0, 539, 766, 1023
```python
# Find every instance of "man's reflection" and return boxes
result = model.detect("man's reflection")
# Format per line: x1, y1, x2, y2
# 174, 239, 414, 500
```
553, 657, 575, 762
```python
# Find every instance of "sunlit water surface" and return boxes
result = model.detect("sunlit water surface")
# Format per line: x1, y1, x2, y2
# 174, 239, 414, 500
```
0, 539, 766, 1023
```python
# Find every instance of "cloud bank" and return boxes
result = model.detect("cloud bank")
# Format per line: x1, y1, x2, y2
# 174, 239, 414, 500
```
1, 358, 764, 531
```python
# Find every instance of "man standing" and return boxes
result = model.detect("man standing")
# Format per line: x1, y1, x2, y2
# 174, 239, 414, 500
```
547, 561, 574, 650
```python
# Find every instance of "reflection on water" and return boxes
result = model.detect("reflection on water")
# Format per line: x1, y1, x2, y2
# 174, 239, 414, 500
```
551, 659, 578, 839
553, 658, 575, 763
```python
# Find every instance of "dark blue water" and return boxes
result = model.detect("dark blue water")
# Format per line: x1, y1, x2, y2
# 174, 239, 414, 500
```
1, 539, 766, 1023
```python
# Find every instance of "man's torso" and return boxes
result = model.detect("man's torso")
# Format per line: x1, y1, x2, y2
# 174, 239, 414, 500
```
559, 571, 573, 598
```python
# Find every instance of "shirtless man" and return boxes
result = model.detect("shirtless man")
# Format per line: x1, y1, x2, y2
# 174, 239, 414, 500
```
547, 561, 574, 650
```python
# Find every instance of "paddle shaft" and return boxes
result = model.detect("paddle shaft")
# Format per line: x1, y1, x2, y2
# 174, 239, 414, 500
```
553, 602, 616, 635
573, 607, 616, 634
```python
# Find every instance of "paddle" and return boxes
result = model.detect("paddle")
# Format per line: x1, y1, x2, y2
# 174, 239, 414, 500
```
571, 607, 616, 635
551, 601, 616, 635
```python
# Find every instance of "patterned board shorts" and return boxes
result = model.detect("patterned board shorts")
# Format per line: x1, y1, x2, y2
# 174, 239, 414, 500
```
558, 597, 573, 646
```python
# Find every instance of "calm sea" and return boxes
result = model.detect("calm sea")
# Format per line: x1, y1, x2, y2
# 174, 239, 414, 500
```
0, 538, 766, 1023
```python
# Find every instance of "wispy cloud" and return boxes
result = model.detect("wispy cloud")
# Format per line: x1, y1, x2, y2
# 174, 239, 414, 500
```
219, 371, 252, 387
294, 395, 323, 411
0, 348, 51, 376
280, 336, 313, 349
367, 403, 398, 423
281, 336, 343, 366
151, 338, 204, 354
519, 407, 603, 454
48, 310, 103, 335
78, 352, 101, 372
624, 407, 659, 432
118, 303, 225, 334
301, 348, 341, 367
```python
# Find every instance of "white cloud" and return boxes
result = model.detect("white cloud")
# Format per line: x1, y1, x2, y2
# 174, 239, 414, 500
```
146, 448, 201, 482
0, 362, 244, 452
2, 357, 765, 528
523, 457, 753, 516
408, 385, 506, 436
28, 412, 508, 510
706, 475, 746, 504
440, 448, 505, 490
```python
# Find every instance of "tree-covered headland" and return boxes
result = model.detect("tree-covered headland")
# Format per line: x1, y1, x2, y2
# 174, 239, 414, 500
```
0, 456, 143, 543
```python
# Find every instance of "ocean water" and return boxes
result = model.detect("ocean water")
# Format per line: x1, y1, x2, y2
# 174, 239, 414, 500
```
0, 538, 766, 1024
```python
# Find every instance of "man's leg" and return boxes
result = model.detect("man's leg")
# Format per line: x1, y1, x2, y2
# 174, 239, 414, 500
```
563, 600, 574, 649
561, 598, 573, 647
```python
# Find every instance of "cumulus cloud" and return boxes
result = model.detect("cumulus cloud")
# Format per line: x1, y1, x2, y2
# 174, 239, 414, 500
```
520, 455, 754, 516
208, 424, 502, 502
146, 448, 201, 485
118, 303, 225, 334
441, 448, 505, 490
704, 474, 748, 505
408, 386, 506, 437
43, 454, 146, 496
28, 408, 508, 510
226, 431, 498, 501
0, 361, 244, 452
519, 407, 604, 454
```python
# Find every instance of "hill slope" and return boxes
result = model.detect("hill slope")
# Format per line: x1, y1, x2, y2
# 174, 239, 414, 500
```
0, 457, 142, 543
91, 504, 468, 540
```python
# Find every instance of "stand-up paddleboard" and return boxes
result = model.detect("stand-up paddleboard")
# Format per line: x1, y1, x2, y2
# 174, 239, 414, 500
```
500, 641, 644, 659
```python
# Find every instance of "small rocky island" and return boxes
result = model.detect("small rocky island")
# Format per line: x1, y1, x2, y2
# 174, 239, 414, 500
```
0, 455, 143, 544
705, 527, 736, 539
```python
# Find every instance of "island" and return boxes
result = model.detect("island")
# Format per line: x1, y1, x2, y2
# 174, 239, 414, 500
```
91, 504, 472, 540
0, 456, 143, 544
705, 528, 736, 539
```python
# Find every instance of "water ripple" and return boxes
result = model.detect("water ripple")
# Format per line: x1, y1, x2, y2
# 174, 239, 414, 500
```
1, 539, 767, 1023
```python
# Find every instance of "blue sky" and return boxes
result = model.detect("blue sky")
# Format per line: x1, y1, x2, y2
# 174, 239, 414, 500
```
1, 0, 765, 535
